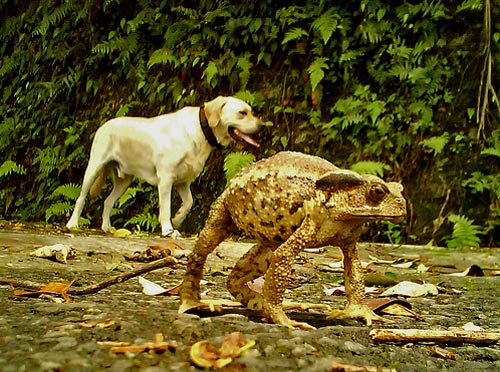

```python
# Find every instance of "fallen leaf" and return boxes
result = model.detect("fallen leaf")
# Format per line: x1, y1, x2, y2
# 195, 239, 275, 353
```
138, 276, 168, 296
79, 319, 115, 328
461, 322, 483, 331
109, 333, 176, 354
391, 261, 414, 269
448, 264, 484, 277
14, 280, 75, 302
30, 244, 75, 264
190, 332, 255, 369
138, 276, 181, 296
323, 285, 380, 296
426, 346, 457, 360
367, 298, 421, 319
416, 263, 429, 273
110, 228, 132, 237
380, 281, 438, 297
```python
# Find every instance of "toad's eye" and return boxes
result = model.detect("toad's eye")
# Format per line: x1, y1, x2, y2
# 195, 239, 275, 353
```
368, 184, 387, 202
239, 110, 247, 116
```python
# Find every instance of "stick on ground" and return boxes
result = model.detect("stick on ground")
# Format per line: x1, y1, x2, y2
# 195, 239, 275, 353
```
0, 256, 179, 295
370, 328, 500, 345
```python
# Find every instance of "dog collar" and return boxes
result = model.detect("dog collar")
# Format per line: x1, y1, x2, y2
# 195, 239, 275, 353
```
199, 106, 222, 149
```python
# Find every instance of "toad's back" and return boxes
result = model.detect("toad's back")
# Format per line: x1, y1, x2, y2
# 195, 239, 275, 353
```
224, 152, 339, 243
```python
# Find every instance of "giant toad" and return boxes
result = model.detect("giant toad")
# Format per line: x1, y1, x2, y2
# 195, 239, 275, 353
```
179, 151, 407, 329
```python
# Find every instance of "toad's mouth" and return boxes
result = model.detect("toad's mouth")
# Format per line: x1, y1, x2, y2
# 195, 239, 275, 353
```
348, 214, 406, 223
229, 127, 260, 148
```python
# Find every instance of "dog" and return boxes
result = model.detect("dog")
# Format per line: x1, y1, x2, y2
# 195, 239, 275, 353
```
66, 96, 264, 237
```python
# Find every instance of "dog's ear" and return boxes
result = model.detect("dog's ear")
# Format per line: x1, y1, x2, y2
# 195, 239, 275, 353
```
204, 96, 228, 128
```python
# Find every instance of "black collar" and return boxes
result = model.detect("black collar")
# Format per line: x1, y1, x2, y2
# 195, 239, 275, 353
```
199, 106, 222, 149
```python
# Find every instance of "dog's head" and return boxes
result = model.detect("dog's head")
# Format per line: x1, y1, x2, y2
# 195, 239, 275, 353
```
204, 96, 264, 147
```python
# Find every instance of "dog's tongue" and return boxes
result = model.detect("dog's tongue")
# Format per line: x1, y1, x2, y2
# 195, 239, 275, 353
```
234, 129, 260, 148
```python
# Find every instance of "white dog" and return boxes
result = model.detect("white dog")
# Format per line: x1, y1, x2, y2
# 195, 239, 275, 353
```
66, 96, 263, 237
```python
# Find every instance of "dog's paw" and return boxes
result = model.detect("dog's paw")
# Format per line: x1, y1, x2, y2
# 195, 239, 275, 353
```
162, 228, 182, 239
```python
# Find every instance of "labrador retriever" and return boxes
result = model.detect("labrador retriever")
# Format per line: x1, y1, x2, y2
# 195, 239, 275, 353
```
66, 96, 264, 237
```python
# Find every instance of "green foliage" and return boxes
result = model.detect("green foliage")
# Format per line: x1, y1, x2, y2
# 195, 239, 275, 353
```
0, 0, 498, 245
350, 161, 389, 177
0, 160, 27, 177
124, 212, 159, 232
223, 152, 256, 184
445, 214, 483, 248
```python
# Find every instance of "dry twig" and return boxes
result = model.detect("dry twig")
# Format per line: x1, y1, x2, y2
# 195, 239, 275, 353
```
370, 328, 500, 345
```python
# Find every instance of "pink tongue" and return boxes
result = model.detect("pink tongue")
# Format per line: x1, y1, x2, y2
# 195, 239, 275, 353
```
234, 129, 260, 147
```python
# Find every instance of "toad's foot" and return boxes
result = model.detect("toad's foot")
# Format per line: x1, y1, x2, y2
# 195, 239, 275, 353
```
264, 307, 316, 330
178, 299, 241, 314
326, 304, 392, 326
282, 301, 331, 312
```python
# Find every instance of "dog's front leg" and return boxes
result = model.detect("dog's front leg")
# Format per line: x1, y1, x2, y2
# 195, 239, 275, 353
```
158, 179, 181, 238
172, 182, 194, 229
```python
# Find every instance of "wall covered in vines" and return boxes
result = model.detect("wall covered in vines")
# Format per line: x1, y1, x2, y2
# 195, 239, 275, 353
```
1, 0, 499, 247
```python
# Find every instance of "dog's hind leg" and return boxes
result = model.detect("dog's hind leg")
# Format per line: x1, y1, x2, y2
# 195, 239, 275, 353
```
101, 166, 133, 232
66, 160, 107, 230
171, 182, 193, 230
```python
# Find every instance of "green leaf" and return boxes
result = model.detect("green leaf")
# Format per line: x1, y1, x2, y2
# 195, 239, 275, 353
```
311, 8, 339, 44
52, 184, 81, 200
307, 57, 329, 91
0, 160, 27, 177
223, 152, 256, 183
420, 134, 449, 155
446, 214, 483, 248
282, 27, 308, 44
350, 161, 390, 176
204, 61, 219, 86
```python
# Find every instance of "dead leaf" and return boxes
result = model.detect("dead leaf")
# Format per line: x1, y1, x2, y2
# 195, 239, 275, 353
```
30, 244, 75, 264
461, 322, 483, 331
425, 345, 457, 360
367, 298, 421, 319
190, 332, 255, 369
13, 280, 75, 302
380, 281, 438, 297
79, 319, 115, 329
138, 276, 168, 296
448, 264, 484, 277
110, 228, 132, 237
138, 276, 180, 296
391, 261, 414, 269
109, 333, 176, 354
323, 284, 380, 296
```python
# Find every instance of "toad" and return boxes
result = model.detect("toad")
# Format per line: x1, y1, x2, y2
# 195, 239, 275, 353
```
179, 151, 407, 329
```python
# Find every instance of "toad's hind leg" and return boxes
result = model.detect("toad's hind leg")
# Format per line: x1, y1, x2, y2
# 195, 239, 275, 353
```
179, 193, 234, 314
227, 242, 273, 311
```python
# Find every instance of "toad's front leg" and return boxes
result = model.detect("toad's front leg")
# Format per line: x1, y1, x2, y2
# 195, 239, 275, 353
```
327, 242, 387, 325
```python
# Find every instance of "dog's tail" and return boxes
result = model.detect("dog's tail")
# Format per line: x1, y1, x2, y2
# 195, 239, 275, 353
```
89, 167, 107, 198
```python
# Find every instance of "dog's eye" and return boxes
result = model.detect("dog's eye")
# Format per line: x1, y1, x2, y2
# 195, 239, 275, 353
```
239, 110, 247, 116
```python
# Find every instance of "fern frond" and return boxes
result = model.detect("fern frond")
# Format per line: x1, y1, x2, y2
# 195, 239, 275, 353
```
0, 55, 19, 77
282, 27, 308, 44
223, 152, 256, 183
307, 57, 329, 92
446, 214, 483, 248
52, 184, 81, 200
45, 201, 74, 222
420, 134, 449, 155
117, 187, 142, 208
147, 48, 178, 69
32, 2, 75, 36
311, 8, 340, 44
125, 212, 159, 232
0, 160, 27, 177
350, 161, 390, 177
